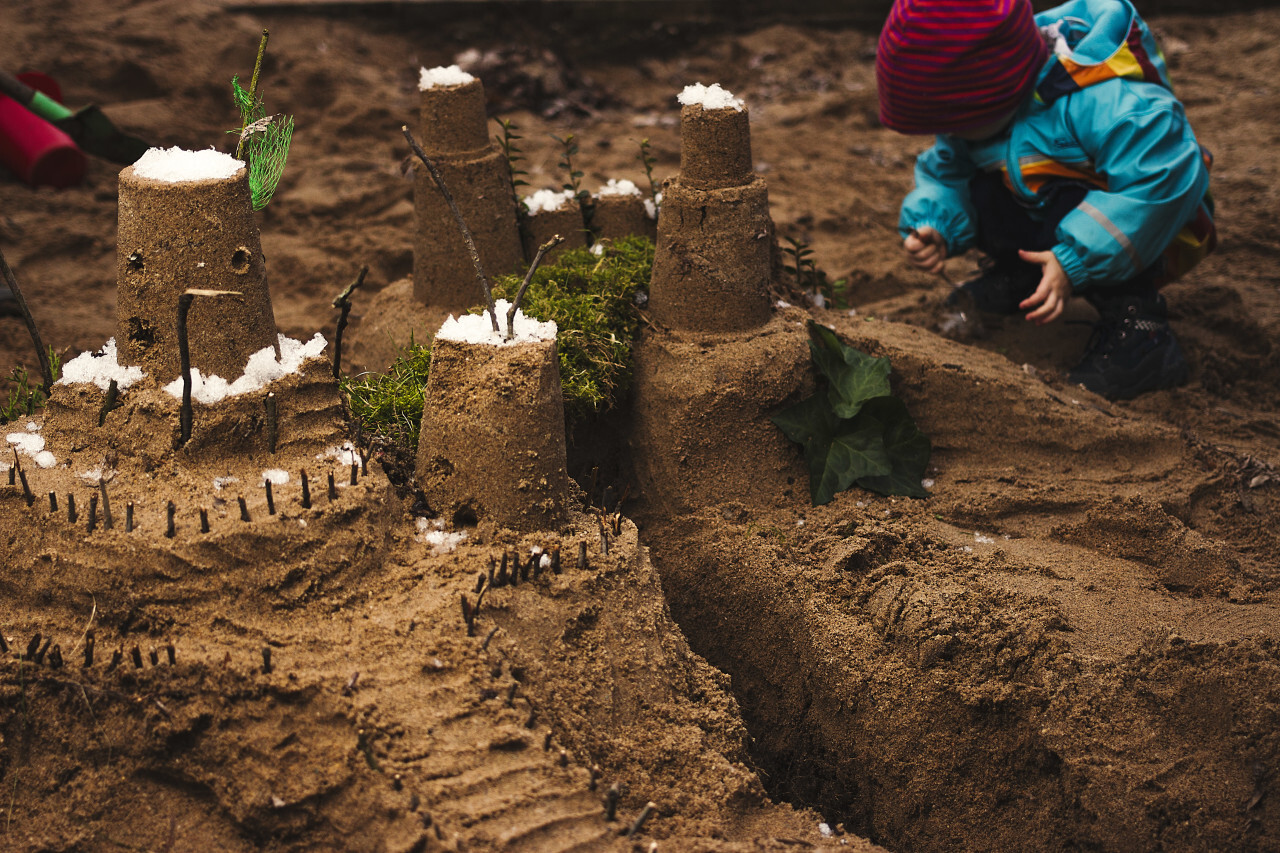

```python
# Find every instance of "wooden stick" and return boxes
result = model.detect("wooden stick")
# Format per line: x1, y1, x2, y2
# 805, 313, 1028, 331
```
506, 235, 564, 340
0, 246, 53, 393
401, 125, 499, 332
331, 266, 368, 379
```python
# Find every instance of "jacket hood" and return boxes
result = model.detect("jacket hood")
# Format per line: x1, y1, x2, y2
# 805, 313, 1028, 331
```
1033, 0, 1172, 105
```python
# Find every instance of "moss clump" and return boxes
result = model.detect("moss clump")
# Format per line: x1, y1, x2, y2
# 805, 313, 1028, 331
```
491, 236, 652, 423
341, 344, 432, 449
343, 236, 652, 451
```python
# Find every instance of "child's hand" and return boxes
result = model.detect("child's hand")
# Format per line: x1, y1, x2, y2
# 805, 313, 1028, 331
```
904, 226, 948, 274
1017, 249, 1071, 324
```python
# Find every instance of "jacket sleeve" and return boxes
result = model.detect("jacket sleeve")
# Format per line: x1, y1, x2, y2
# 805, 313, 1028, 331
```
1051, 80, 1210, 289
898, 136, 978, 257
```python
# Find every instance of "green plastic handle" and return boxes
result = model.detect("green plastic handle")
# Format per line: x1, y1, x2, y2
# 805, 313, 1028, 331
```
0, 70, 73, 122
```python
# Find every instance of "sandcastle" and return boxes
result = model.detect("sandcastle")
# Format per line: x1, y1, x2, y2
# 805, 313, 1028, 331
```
412, 66, 524, 309
3, 147, 393, 612
415, 301, 571, 532
628, 83, 810, 513
648, 83, 774, 333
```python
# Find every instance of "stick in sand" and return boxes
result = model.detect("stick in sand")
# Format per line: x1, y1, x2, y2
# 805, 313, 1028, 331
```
401, 125, 499, 332
506, 235, 564, 340
0, 246, 54, 394
331, 265, 368, 379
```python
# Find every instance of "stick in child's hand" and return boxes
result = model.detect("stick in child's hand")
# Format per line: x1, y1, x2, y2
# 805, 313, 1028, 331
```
909, 228, 953, 286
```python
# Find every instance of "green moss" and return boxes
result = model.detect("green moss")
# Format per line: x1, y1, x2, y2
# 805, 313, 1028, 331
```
491, 236, 652, 423
342, 236, 652, 452
341, 343, 431, 449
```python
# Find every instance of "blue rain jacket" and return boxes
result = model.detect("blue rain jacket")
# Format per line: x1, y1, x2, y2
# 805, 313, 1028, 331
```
898, 0, 1215, 291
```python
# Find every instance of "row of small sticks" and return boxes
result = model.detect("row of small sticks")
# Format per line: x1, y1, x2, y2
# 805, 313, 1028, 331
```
5, 457, 366, 536
0, 628, 279, 675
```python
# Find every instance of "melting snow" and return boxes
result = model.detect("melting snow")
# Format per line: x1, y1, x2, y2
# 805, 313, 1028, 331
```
678, 82, 745, 111
162, 333, 327, 404
133, 146, 242, 182
436, 299, 556, 346
58, 338, 146, 392
417, 518, 467, 554
419, 64, 475, 90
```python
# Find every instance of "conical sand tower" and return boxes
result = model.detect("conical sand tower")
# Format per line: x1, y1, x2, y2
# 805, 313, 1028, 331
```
413, 66, 523, 309
628, 84, 809, 513
648, 84, 774, 332
416, 302, 571, 534
116, 149, 278, 380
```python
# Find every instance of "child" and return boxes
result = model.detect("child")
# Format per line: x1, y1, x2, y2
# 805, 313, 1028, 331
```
877, 0, 1216, 400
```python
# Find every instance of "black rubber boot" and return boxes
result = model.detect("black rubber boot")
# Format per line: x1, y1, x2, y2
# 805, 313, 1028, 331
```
945, 256, 1041, 315
1068, 291, 1189, 400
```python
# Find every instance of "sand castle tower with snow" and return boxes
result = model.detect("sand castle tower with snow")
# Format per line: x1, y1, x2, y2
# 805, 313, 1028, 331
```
116, 149, 279, 379
414, 66, 523, 309
1, 146, 394, 615
649, 84, 774, 332
628, 85, 809, 513
416, 305, 570, 533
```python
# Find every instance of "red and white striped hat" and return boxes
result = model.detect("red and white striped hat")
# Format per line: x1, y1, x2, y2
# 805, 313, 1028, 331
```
876, 0, 1048, 135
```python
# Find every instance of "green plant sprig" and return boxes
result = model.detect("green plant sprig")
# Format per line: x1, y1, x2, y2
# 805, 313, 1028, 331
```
496, 118, 529, 224
782, 235, 850, 310
638, 137, 659, 206
230, 30, 293, 211
1, 347, 62, 424
772, 322, 930, 504
553, 133, 594, 231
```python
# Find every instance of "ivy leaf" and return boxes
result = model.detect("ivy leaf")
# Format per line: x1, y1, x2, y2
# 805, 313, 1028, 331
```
773, 324, 932, 504
772, 394, 893, 505
808, 322, 891, 419
853, 396, 932, 498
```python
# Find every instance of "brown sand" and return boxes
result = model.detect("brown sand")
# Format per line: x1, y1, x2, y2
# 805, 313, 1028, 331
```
2, 2, 1280, 851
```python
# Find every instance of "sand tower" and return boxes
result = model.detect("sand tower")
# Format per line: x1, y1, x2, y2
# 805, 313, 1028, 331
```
116, 148, 278, 380
521, 188, 587, 262
417, 303, 570, 533
648, 84, 774, 332
413, 66, 523, 309
591, 179, 657, 243
627, 85, 809, 513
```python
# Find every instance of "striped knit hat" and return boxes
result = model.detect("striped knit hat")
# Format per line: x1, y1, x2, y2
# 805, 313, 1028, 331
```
876, 0, 1048, 135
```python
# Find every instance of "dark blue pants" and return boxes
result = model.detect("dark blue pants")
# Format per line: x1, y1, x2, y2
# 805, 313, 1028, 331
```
968, 170, 1158, 312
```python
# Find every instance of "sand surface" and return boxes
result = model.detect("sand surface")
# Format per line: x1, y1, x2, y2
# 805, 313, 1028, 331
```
2, 2, 1280, 851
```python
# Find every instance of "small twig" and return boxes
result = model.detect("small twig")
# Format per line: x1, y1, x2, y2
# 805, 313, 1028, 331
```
300, 469, 311, 509
265, 392, 278, 454
331, 266, 368, 379
98, 480, 113, 530
98, 379, 119, 427
506, 235, 563, 340
401, 125, 498, 331
0, 246, 53, 393
625, 802, 657, 838
236, 30, 270, 161
177, 292, 195, 445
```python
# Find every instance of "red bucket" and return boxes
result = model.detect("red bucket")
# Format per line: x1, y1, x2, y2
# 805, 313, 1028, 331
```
0, 72, 87, 189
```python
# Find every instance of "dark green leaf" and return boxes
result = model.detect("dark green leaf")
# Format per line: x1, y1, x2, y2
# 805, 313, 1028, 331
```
773, 395, 893, 505
853, 396, 932, 498
807, 323, 891, 419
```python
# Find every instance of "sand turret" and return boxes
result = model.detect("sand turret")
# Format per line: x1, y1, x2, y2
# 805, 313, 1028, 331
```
416, 303, 570, 532
413, 66, 523, 309
648, 84, 774, 332
115, 148, 278, 381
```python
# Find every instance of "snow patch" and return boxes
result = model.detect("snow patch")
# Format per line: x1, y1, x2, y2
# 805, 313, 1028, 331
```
162, 333, 327, 404
133, 146, 243, 181
58, 339, 146, 392
418, 64, 474, 90
436, 299, 556, 346
417, 518, 468, 554
678, 82, 745, 111
596, 178, 642, 197
523, 188, 576, 215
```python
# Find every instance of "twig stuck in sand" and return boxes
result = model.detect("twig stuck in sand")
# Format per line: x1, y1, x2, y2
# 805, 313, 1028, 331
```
401, 125, 499, 332
0, 246, 54, 394
331, 266, 368, 379
506, 234, 564, 340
